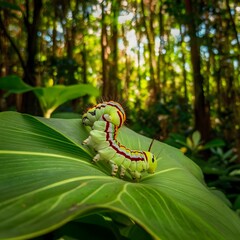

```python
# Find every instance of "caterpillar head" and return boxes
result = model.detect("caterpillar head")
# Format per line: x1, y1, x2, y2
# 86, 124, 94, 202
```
82, 109, 96, 127
145, 152, 157, 173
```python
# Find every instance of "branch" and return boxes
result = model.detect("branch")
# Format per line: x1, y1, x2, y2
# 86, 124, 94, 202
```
0, 14, 27, 74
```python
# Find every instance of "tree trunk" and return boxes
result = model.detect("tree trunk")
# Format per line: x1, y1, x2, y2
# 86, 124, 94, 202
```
184, 0, 210, 141
179, 25, 188, 103
24, 0, 43, 86
108, 0, 119, 100
141, 0, 158, 102
157, 0, 164, 101
21, 0, 43, 115
101, 1, 109, 99
101, 0, 119, 100
122, 25, 130, 100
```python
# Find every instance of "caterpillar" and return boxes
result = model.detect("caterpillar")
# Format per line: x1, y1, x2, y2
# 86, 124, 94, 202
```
83, 120, 157, 179
82, 101, 126, 128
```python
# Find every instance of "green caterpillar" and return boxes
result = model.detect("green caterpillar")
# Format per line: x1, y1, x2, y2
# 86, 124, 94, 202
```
82, 101, 126, 128
83, 120, 157, 179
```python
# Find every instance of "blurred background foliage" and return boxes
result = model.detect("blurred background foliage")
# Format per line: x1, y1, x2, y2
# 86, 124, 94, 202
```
0, 0, 239, 215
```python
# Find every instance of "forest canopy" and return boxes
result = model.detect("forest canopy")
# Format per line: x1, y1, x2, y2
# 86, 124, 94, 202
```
0, 0, 239, 151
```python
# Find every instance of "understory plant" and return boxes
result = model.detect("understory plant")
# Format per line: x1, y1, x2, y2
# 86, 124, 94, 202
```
0, 75, 99, 118
165, 131, 240, 212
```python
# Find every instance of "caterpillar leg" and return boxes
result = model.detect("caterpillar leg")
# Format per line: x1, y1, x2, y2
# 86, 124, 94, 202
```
83, 136, 91, 145
93, 153, 101, 163
120, 166, 126, 178
130, 171, 141, 180
110, 160, 118, 176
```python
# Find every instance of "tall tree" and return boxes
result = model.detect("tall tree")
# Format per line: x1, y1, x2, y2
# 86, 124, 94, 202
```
22, 0, 43, 114
0, 0, 43, 114
101, 0, 120, 100
157, 0, 165, 101
108, 0, 120, 99
141, 0, 159, 102
179, 25, 188, 103
101, 0, 109, 98
184, 0, 211, 141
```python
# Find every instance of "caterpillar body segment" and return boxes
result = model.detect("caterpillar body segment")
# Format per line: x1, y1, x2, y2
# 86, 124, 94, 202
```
83, 121, 114, 151
82, 101, 126, 128
83, 120, 157, 179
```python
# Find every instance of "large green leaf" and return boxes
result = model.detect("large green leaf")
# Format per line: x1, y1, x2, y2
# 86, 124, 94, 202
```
0, 112, 240, 240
